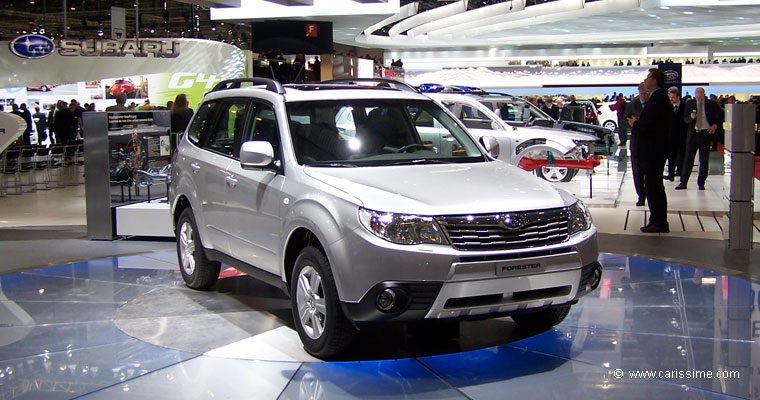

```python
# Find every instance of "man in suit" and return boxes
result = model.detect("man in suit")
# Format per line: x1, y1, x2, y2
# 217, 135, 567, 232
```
540, 96, 560, 120
625, 84, 649, 207
676, 87, 722, 190
628, 69, 672, 233
666, 87, 687, 181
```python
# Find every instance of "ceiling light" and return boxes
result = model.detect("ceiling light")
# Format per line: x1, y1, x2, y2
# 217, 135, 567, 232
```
660, 6, 669, 9
149, 27, 155, 33
683, 11, 693, 15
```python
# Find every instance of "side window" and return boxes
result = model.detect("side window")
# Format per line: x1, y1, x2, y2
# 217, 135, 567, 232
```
203, 100, 249, 158
244, 102, 281, 160
186, 101, 216, 145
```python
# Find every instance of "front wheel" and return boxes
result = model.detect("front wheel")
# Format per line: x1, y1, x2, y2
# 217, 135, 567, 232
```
536, 166, 578, 182
291, 246, 357, 359
176, 208, 221, 290
602, 120, 617, 132
512, 305, 571, 333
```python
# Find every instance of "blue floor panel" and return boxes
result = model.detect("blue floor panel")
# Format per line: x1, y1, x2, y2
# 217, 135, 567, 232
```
0, 251, 758, 399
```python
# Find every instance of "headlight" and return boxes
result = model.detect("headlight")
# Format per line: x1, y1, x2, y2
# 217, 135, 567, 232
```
358, 208, 447, 245
568, 200, 592, 234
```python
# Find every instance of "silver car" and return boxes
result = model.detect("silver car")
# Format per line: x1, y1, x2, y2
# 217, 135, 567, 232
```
169, 78, 601, 359
427, 92, 598, 182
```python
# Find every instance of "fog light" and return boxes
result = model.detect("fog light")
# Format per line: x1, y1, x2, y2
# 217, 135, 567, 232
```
376, 288, 396, 311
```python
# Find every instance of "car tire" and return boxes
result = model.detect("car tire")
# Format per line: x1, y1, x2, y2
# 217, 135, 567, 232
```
512, 305, 571, 333
536, 167, 578, 182
176, 208, 221, 290
291, 246, 357, 359
602, 120, 617, 132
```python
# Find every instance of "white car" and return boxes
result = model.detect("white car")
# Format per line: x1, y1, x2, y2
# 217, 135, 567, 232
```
427, 92, 598, 182
598, 102, 619, 132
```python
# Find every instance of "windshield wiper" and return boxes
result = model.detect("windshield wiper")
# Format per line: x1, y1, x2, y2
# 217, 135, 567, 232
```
384, 159, 454, 166
308, 162, 360, 168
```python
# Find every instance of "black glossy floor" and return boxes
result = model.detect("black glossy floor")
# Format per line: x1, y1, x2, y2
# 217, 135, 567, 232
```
0, 250, 756, 399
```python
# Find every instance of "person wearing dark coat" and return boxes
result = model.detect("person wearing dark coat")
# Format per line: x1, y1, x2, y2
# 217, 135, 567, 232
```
676, 86, 723, 190
666, 87, 687, 181
53, 101, 76, 146
628, 69, 672, 233
625, 84, 648, 207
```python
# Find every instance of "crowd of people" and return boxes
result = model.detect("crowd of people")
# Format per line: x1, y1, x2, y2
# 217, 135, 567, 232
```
1, 92, 194, 147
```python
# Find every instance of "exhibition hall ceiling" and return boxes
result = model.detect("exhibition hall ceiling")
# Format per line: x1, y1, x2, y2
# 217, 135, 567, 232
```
2, 0, 760, 52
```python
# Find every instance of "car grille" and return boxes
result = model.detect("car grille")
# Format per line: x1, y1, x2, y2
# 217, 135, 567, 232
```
435, 208, 570, 251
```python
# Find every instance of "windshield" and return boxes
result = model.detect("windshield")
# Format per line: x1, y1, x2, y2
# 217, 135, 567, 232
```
286, 99, 486, 167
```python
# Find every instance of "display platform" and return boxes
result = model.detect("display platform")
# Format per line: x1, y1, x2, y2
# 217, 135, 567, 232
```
0, 252, 755, 399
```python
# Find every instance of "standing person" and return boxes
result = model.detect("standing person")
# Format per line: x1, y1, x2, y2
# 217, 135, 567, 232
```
625, 84, 649, 207
170, 94, 194, 134
628, 69, 672, 233
54, 100, 75, 147
540, 96, 560, 120
47, 104, 57, 144
610, 93, 628, 148
105, 92, 129, 111
11, 104, 33, 145
33, 106, 48, 146
70, 99, 84, 139
676, 87, 722, 190
666, 87, 687, 181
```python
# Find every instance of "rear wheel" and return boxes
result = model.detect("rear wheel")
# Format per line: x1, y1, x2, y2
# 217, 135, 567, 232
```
176, 208, 221, 290
291, 246, 357, 359
602, 120, 617, 132
536, 167, 578, 182
512, 305, 571, 333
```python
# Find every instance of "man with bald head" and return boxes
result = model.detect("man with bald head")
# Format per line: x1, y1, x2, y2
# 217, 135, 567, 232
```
676, 87, 722, 190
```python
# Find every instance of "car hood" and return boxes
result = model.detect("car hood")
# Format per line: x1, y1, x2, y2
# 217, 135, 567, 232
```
513, 125, 598, 142
304, 161, 575, 216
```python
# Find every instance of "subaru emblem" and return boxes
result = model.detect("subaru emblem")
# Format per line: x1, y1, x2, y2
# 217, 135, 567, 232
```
10, 34, 55, 59
501, 213, 525, 230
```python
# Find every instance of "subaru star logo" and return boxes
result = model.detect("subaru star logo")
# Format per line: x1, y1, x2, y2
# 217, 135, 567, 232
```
500, 214, 526, 230
664, 70, 680, 80
10, 34, 55, 59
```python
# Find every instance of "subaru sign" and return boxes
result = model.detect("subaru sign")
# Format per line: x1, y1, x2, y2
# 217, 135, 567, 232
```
9, 34, 55, 59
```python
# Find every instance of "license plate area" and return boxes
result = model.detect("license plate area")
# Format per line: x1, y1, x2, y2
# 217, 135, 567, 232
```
495, 261, 545, 277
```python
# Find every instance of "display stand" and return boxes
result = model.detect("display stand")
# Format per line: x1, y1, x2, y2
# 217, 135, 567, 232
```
83, 110, 175, 240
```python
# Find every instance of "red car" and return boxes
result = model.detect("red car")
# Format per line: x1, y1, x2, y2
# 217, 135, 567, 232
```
27, 84, 55, 92
108, 79, 135, 97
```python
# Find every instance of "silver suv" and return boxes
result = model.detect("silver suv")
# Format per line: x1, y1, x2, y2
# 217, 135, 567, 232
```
169, 78, 601, 359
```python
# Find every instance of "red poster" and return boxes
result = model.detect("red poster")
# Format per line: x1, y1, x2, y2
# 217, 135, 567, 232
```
305, 23, 318, 38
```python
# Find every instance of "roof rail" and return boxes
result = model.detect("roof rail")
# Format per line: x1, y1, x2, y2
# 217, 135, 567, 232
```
210, 78, 286, 95
322, 78, 419, 93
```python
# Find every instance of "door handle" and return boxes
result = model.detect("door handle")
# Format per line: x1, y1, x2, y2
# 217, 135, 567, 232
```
225, 176, 238, 188
190, 163, 201, 174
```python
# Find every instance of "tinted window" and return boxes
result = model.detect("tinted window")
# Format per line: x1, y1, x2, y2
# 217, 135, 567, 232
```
186, 101, 216, 145
244, 102, 281, 160
203, 100, 249, 158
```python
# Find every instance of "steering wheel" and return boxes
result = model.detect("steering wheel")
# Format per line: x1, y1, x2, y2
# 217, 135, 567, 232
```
393, 143, 426, 153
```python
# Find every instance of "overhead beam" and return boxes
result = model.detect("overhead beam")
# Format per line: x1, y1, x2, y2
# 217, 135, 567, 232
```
262, 0, 314, 5
175, 0, 241, 7
352, 0, 388, 3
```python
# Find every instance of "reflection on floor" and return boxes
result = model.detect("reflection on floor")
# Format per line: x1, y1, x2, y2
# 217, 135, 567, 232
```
0, 252, 756, 399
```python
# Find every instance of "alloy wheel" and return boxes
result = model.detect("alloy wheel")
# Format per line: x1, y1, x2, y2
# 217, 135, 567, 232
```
296, 265, 327, 340
178, 221, 196, 277
541, 166, 569, 182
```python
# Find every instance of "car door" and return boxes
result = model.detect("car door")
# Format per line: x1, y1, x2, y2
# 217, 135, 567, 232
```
224, 101, 286, 274
195, 99, 250, 254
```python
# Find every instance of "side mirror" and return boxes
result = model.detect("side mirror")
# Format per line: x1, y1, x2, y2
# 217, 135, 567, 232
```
479, 136, 500, 159
490, 120, 504, 131
240, 141, 274, 169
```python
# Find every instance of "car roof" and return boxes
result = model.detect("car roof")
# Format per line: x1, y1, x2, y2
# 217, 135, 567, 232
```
202, 80, 430, 103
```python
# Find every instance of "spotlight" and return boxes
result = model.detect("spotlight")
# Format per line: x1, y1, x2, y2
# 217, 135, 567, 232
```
97, 28, 103, 37
149, 27, 155, 34
210, 24, 216, 31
